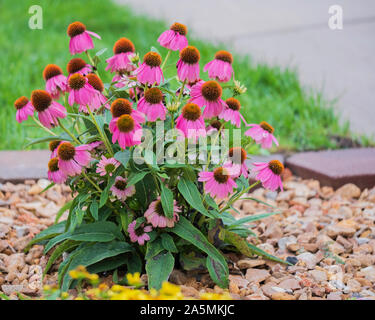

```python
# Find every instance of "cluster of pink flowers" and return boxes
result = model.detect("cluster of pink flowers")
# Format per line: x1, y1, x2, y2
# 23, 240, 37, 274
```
14, 20, 285, 247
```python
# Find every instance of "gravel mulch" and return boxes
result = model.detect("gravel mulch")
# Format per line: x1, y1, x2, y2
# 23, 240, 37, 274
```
1, 176, 375, 300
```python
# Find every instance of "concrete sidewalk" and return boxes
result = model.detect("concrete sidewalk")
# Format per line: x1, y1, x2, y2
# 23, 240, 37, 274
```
115, 0, 375, 137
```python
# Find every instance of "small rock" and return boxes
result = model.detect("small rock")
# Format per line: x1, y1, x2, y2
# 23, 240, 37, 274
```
228, 275, 249, 289
327, 291, 343, 300
327, 225, 356, 238
277, 236, 297, 252
360, 266, 375, 282
335, 184, 361, 199
237, 259, 266, 269
271, 292, 296, 300
1, 284, 23, 295
286, 256, 298, 265
347, 279, 361, 293
245, 269, 270, 283
278, 278, 301, 291
309, 270, 327, 282
297, 252, 317, 269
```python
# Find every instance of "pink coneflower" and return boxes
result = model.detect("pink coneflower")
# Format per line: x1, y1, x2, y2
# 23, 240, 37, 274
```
144, 197, 181, 228
134, 52, 164, 85
176, 103, 206, 139
176, 46, 200, 83
110, 176, 135, 200
226, 147, 249, 178
14, 96, 34, 123
43, 64, 68, 99
198, 166, 237, 199
88, 140, 103, 151
189, 80, 226, 119
158, 22, 188, 51
106, 38, 136, 73
80, 73, 109, 112
47, 157, 67, 184
219, 97, 244, 128
206, 120, 224, 136
57, 142, 91, 176
110, 114, 142, 149
252, 160, 284, 191
96, 156, 120, 177
128, 221, 152, 246
245, 121, 279, 149
49, 140, 62, 158
67, 58, 92, 78
109, 99, 145, 134
67, 21, 101, 55
30, 90, 67, 128
204, 50, 234, 82
137, 88, 166, 121
68, 73, 97, 107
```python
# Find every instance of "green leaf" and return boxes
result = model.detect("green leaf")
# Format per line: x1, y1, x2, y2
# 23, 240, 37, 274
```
160, 233, 178, 253
229, 211, 281, 227
145, 238, 164, 260
168, 216, 228, 286
90, 201, 99, 221
125, 252, 143, 274
177, 177, 210, 217
62, 241, 133, 291
114, 150, 131, 168
87, 254, 127, 274
39, 182, 55, 194
55, 201, 72, 224
180, 251, 206, 271
239, 197, 276, 208
160, 184, 174, 219
43, 240, 78, 277
127, 171, 149, 186
44, 221, 125, 253
246, 242, 290, 265
146, 251, 174, 290
205, 195, 219, 211
95, 47, 107, 56
24, 135, 69, 148
25, 221, 66, 252
99, 187, 109, 208
206, 256, 229, 288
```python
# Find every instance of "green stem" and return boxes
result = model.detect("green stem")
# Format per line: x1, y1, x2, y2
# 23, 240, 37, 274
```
86, 105, 114, 156
219, 181, 260, 213
82, 171, 101, 192
57, 119, 80, 144
85, 51, 108, 96
161, 49, 171, 71
177, 79, 187, 103
31, 116, 57, 136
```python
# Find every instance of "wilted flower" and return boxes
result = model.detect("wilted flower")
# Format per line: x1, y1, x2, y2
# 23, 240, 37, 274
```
128, 222, 152, 246
43, 64, 68, 99
110, 176, 135, 200
14, 96, 34, 123
158, 22, 188, 51
31, 90, 67, 128
252, 160, 284, 191
144, 197, 180, 228
134, 51, 164, 85
204, 50, 234, 82
245, 121, 279, 149
67, 21, 101, 55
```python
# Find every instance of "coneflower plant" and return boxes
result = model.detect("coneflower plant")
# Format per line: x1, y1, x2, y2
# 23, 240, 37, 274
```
19, 21, 288, 291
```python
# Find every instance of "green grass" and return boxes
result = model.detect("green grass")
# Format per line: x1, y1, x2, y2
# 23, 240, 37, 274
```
0, 0, 356, 151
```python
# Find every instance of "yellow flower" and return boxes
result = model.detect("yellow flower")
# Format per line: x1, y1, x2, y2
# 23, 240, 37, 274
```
159, 281, 183, 299
200, 292, 232, 300
126, 272, 142, 286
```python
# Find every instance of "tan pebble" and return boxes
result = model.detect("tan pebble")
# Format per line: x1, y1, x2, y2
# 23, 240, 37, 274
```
237, 259, 266, 269
271, 292, 296, 300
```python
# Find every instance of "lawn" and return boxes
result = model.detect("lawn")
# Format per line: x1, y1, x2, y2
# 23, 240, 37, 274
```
0, 0, 355, 151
